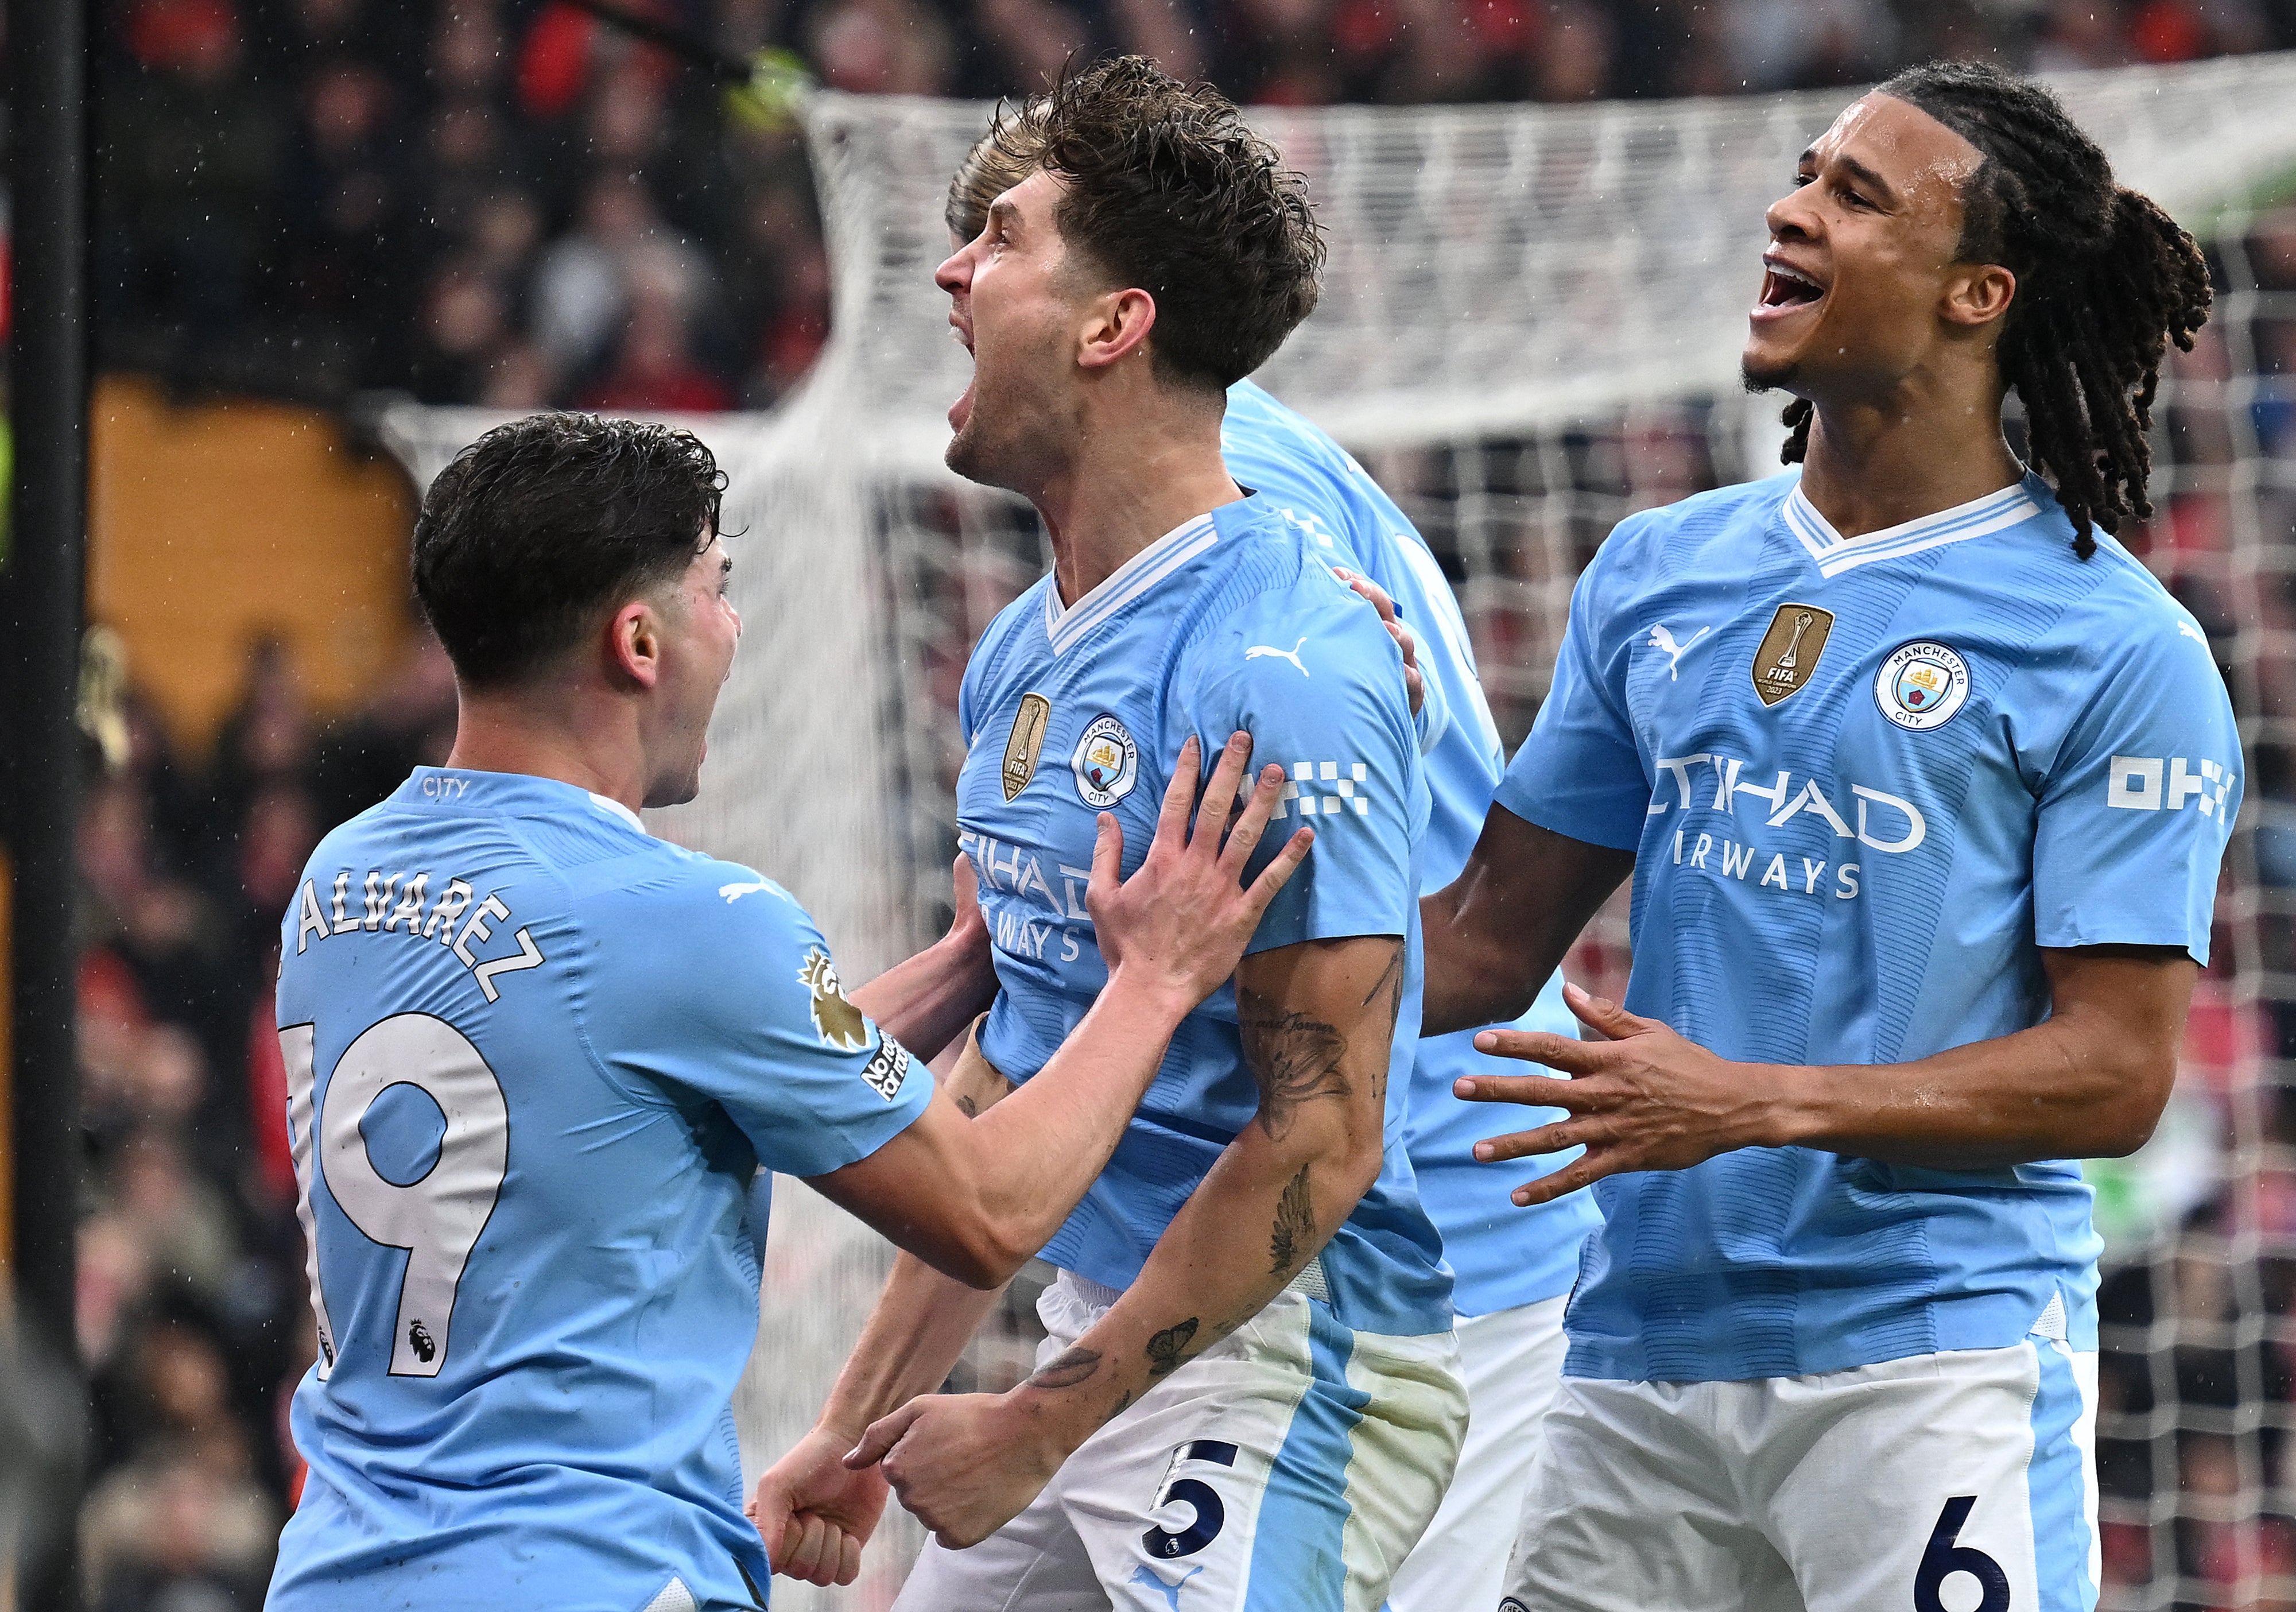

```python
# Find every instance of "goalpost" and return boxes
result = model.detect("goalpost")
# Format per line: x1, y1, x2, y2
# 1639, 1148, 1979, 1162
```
378, 53, 2296, 1608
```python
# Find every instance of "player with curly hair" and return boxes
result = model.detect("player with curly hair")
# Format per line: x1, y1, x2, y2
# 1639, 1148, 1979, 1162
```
933, 92, 1603, 1612
1424, 60, 2232, 1612
754, 57, 1469, 1610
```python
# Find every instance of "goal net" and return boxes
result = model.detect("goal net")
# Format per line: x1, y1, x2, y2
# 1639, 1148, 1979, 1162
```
377, 53, 2296, 1609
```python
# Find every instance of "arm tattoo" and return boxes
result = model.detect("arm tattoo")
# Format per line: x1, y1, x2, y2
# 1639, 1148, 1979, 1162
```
953, 1093, 978, 1118
1025, 1345, 1102, 1390
1360, 945, 1405, 1020
1145, 1317, 1200, 1378
1238, 985, 1351, 1142
1360, 944, 1406, 1106
1270, 1165, 1314, 1275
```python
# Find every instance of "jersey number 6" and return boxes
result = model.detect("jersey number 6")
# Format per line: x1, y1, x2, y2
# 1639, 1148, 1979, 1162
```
279, 1013, 510, 1380
1914, 1495, 2011, 1612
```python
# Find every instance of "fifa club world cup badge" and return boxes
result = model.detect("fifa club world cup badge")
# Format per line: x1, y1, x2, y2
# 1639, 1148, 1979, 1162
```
1751, 602, 1836, 706
1003, 693, 1051, 801
1072, 714, 1141, 808
1874, 640, 1971, 730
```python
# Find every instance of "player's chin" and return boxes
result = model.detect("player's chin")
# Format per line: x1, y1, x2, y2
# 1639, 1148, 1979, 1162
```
1739, 339, 1801, 397
645, 757, 706, 811
945, 418, 995, 486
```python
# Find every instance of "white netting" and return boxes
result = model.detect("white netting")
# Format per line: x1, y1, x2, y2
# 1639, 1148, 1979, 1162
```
375, 53, 2296, 1609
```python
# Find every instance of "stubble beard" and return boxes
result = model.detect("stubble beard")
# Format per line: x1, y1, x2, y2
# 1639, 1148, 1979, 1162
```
1740, 353, 1798, 395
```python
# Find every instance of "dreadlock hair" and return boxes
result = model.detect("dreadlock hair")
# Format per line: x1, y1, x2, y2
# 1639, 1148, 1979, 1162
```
947, 99, 1048, 243
1031, 56, 1325, 393
1779, 60, 2212, 559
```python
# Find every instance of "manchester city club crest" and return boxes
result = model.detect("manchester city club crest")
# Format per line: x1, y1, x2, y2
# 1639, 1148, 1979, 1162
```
1072, 714, 1140, 808
1002, 693, 1051, 801
1874, 640, 1971, 730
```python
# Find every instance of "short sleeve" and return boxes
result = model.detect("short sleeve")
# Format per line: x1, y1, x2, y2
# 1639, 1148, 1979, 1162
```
2031, 615, 2239, 963
601, 870, 933, 1178
1186, 578, 1420, 954
1493, 542, 1649, 850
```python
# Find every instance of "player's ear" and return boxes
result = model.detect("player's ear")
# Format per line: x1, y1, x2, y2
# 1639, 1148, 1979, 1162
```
606, 596, 665, 690
1078, 287, 1157, 374
1941, 261, 2015, 330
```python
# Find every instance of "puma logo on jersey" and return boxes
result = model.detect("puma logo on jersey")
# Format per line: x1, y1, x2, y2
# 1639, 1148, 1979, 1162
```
1244, 637, 1309, 676
2178, 621, 2208, 645
719, 880, 773, 903
1130, 1565, 1202, 1609
1647, 623, 1709, 680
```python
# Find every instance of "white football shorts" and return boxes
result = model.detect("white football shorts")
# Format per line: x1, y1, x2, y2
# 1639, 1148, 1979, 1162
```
893, 1266, 1467, 1612
1384, 1294, 1569, 1612
1497, 1328, 2101, 1612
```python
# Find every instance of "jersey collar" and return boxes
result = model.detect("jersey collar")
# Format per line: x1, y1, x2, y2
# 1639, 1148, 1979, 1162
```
1781, 475, 2040, 579
1042, 510, 1221, 657
391, 766, 650, 836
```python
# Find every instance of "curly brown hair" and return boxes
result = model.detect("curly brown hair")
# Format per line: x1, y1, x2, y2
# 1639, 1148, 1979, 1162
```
947, 100, 1046, 243
1781, 61, 2212, 559
1027, 56, 1325, 394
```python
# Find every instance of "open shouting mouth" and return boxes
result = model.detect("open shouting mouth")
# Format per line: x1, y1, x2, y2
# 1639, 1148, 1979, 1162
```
1752, 253, 1827, 324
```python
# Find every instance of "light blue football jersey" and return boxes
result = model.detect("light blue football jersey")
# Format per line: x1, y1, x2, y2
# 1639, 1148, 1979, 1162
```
267, 768, 931, 1611
1498, 470, 2240, 1383
957, 492, 1452, 1338
1221, 379, 1599, 1316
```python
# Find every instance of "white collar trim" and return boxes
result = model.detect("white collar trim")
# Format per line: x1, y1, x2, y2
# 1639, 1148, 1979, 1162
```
586, 792, 645, 832
1043, 513, 1220, 656
1782, 479, 2038, 578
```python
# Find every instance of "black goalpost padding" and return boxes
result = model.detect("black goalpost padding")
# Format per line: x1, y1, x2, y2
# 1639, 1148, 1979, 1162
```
3, 0, 91, 1605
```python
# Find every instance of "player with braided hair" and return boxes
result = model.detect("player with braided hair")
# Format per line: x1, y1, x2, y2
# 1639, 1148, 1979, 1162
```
1777, 61, 2212, 560
1418, 62, 2239, 1611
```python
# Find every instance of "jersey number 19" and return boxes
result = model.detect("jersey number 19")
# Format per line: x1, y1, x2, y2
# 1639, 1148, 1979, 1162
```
278, 1013, 510, 1380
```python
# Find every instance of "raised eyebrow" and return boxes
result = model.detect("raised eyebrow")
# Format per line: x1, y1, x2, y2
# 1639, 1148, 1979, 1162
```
988, 196, 1020, 235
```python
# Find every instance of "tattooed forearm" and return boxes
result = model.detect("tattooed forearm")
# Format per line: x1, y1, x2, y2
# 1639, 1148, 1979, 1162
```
1238, 986, 1351, 1141
1026, 1345, 1102, 1390
1145, 1317, 1200, 1378
1360, 943, 1406, 1106
1360, 946, 1404, 1018
1270, 1165, 1314, 1274
953, 1092, 978, 1118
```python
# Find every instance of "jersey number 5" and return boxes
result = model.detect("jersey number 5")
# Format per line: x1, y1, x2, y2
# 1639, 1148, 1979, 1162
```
278, 1014, 510, 1380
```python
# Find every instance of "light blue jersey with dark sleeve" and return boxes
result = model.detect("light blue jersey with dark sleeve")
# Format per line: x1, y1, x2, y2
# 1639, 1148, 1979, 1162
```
1221, 379, 1600, 1317
957, 493, 1452, 1338
1496, 470, 2239, 1382
267, 769, 931, 1611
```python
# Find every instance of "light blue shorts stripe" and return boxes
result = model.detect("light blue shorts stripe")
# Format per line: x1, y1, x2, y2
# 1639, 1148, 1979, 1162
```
2029, 1341, 2099, 1612
1243, 1300, 1368, 1609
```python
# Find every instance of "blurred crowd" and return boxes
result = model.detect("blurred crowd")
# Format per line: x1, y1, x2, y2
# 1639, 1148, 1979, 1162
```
88, 0, 2296, 413
63, 633, 456, 1609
